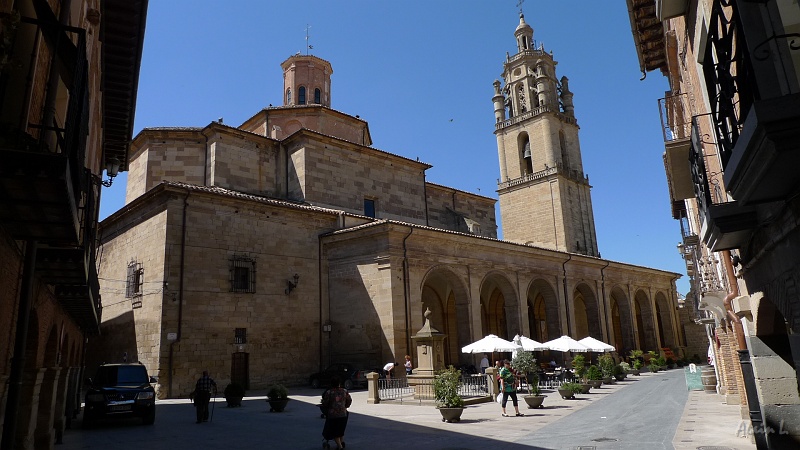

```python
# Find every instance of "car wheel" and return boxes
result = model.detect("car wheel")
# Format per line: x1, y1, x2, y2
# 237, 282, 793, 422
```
311, 378, 320, 389
343, 379, 354, 390
142, 409, 155, 425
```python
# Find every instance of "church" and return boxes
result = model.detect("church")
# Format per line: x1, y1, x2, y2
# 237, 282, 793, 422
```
92, 13, 695, 397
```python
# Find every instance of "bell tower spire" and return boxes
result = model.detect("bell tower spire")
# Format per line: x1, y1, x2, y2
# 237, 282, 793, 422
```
492, 12, 598, 256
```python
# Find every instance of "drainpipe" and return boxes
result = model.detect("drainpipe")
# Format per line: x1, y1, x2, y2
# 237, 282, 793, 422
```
318, 231, 324, 372
1, 240, 37, 450
168, 191, 190, 398
402, 227, 414, 357
562, 254, 572, 335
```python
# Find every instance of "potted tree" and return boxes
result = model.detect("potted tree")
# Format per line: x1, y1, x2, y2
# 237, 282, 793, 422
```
557, 382, 582, 399
613, 364, 626, 381
433, 365, 465, 423
571, 354, 592, 394
266, 384, 289, 412
628, 350, 643, 375
224, 382, 245, 407
598, 354, 615, 384
512, 351, 546, 409
586, 365, 603, 388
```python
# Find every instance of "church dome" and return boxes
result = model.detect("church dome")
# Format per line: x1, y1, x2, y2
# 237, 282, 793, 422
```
515, 13, 532, 34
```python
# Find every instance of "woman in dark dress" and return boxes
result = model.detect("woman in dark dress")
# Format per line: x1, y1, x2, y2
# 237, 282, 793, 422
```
322, 377, 352, 449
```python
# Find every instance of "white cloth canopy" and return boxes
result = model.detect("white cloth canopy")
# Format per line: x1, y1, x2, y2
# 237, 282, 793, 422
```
541, 335, 591, 352
461, 334, 522, 354
578, 336, 616, 352
513, 334, 548, 351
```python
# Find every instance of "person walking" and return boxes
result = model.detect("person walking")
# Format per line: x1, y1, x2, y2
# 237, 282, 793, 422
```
480, 354, 490, 374
404, 355, 413, 375
499, 360, 523, 417
321, 376, 352, 449
193, 370, 217, 424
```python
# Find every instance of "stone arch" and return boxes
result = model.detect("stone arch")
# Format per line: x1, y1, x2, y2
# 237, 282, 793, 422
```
526, 278, 560, 342
573, 282, 601, 339
753, 295, 794, 366
654, 291, 676, 349
633, 289, 657, 351
480, 272, 519, 341
609, 286, 634, 354
420, 265, 470, 366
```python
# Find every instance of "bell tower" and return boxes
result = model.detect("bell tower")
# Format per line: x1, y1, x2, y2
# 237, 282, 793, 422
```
493, 13, 598, 256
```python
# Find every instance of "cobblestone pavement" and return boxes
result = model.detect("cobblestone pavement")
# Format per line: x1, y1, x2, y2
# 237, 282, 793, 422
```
60, 369, 754, 450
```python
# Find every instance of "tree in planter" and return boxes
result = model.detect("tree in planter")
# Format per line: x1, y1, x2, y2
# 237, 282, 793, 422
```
266, 384, 289, 412
511, 351, 539, 395
433, 366, 464, 423
571, 354, 587, 382
612, 364, 626, 380
512, 351, 544, 408
558, 382, 583, 399
598, 354, 615, 379
223, 382, 245, 407
586, 365, 603, 387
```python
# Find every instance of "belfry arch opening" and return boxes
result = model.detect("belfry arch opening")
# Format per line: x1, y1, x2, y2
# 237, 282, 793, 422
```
519, 133, 532, 175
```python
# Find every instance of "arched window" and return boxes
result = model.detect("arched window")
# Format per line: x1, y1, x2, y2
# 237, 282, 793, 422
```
521, 136, 532, 175
286, 88, 292, 105
298, 86, 306, 105
314, 88, 321, 104
522, 36, 528, 50
517, 85, 527, 113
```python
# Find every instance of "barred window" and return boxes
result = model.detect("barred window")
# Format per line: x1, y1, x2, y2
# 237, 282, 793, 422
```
234, 328, 247, 344
126, 261, 143, 298
230, 254, 256, 293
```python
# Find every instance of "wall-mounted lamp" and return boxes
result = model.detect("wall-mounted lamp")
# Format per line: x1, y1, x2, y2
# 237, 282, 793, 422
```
322, 322, 332, 333
284, 273, 299, 295
102, 157, 121, 187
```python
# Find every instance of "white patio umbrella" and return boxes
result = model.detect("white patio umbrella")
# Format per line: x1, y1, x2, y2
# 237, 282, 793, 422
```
461, 334, 522, 354
541, 335, 591, 352
578, 336, 616, 352
513, 334, 548, 351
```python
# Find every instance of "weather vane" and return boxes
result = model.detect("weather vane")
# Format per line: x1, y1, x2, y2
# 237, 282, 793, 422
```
305, 24, 313, 55
516, 0, 524, 14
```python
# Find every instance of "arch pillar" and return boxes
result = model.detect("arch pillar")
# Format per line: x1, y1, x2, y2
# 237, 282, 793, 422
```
34, 367, 61, 449
13, 368, 45, 449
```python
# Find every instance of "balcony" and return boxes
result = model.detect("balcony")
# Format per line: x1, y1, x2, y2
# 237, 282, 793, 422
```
703, 0, 800, 205
690, 118, 757, 252
658, 94, 694, 218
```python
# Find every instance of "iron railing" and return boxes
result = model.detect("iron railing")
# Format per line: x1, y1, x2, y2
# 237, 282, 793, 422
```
658, 93, 691, 142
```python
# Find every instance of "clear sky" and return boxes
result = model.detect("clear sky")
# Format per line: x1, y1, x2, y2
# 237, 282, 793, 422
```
100, 0, 688, 294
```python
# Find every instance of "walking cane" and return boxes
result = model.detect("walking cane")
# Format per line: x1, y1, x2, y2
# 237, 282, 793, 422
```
210, 390, 216, 422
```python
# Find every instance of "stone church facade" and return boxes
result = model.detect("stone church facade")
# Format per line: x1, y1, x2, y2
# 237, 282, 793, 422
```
93, 14, 693, 398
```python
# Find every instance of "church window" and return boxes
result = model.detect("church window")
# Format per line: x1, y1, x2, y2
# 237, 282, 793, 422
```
125, 260, 143, 300
230, 254, 256, 293
364, 198, 376, 218
517, 85, 527, 113
298, 86, 306, 105
286, 88, 292, 104
314, 88, 321, 104
234, 328, 247, 344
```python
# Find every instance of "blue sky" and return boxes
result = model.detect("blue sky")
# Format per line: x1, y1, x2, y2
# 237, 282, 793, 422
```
101, 1, 688, 294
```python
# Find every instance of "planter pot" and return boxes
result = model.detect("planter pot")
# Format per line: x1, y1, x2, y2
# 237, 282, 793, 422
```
628, 369, 640, 376
589, 380, 602, 389
225, 396, 243, 407
438, 407, 464, 423
614, 374, 625, 381
557, 388, 575, 399
267, 398, 289, 412
523, 395, 546, 409
602, 377, 614, 385
579, 383, 592, 394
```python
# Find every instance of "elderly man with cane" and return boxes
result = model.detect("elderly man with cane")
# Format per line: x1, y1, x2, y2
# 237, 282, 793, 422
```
193, 370, 217, 424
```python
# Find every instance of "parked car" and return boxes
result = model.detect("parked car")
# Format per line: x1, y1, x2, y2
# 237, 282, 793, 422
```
309, 363, 371, 390
83, 362, 157, 427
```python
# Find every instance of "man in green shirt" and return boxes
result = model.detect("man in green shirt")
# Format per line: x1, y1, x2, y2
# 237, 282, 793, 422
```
499, 360, 524, 417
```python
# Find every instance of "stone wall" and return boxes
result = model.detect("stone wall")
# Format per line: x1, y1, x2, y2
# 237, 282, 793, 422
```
425, 183, 497, 238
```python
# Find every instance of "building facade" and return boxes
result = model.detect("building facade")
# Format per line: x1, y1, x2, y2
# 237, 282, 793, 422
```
92, 14, 692, 405
627, 0, 800, 447
0, 0, 147, 448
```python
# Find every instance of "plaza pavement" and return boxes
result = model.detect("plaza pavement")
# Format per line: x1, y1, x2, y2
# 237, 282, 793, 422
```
61, 369, 755, 450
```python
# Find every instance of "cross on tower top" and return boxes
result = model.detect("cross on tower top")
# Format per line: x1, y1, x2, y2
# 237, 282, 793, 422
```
516, 0, 525, 14
305, 24, 313, 55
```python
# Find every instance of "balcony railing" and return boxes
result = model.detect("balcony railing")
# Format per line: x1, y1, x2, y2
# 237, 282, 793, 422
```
498, 162, 588, 190
658, 93, 691, 142
495, 104, 577, 131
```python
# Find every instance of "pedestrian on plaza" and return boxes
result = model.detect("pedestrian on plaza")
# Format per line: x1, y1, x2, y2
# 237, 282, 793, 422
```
321, 376, 352, 450
383, 361, 399, 380
499, 360, 523, 417
404, 355, 413, 375
192, 370, 217, 424
480, 354, 490, 374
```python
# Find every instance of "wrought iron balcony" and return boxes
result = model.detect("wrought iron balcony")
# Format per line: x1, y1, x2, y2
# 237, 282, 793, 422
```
703, 0, 800, 204
689, 117, 757, 252
659, 94, 694, 218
